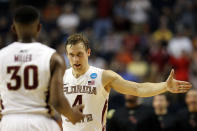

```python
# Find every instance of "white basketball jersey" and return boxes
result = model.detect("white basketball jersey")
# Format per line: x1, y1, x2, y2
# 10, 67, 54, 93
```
62, 66, 109, 131
0, 42, 55, 116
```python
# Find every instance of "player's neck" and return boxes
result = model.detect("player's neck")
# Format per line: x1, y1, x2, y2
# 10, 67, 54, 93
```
72, 65, 90, 78
18, 37, 37, 43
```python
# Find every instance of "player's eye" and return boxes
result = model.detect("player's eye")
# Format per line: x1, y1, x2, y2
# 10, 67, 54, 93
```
77, 53, 82, 57
70, 54, 74, 57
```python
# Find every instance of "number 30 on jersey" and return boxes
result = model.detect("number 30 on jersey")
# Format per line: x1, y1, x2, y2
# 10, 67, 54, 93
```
7, 65, 38, 90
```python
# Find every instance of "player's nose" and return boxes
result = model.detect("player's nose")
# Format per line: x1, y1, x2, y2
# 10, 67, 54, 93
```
73, 56, 79, 62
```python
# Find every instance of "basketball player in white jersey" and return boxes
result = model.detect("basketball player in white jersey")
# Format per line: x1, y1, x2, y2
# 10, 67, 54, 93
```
61, 33, 192, 131
0, 6, 84, 131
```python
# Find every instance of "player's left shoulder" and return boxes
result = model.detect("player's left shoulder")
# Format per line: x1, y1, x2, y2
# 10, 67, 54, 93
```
89, 66, 103, 76
101, 70, 117, 87
102, 70, 118, 79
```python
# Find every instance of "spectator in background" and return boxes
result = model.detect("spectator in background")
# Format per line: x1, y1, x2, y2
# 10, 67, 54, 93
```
99, 31, 123, 62
168, 54, 191, 81
175, 89, 197, 131
174, 0, 195, 32
112, 0, 130, 32
127, 51, 149, 81
152, 16, 173, 47
122, 31, 140, 53
126, 0, 151, 24
115, 45, 133, 65
138, 94, 177, 131
150, 0, 175, 15
166, 25, 192, 112
93, 0, 113, 41
89, 52, 107, 69
151, 94, 176, 131
77, 0, 96, 31
149, 16, 171, 74
167, 25, 192, 81
42, 1, 61, 32
57, 3, 79, 34
150, 17, 171, 72
167, 24, 192, 59
107, 95, 153, 131
149, 41, 169, 74
189, 37, 197, 90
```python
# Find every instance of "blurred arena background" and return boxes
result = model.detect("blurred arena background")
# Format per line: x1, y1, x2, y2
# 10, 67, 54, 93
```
0, 0, 197, 130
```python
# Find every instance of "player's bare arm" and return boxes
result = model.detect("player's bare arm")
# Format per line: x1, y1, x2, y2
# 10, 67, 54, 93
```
49, 52, 84, 124
102, 69, 192, 97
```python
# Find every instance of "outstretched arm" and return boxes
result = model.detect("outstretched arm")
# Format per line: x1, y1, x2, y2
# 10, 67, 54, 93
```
49, 52, 84, 124
102, 69, 192, 97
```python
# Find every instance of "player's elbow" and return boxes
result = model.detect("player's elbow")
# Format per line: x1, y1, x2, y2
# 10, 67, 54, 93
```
50, 94, 71, 116
49, 93, 64, 111
50, 98, 61, 110
51, 99, 66, 115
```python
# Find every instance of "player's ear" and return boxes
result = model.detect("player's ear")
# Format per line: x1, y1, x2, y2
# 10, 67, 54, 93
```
11, 24, 16, 34
87, 48, 91, 57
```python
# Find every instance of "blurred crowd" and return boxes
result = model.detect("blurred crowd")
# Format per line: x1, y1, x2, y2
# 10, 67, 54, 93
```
107, 91, 197, 131
0, 0, 197, 130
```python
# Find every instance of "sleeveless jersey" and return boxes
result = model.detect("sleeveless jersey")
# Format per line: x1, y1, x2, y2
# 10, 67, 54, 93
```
62, 66, 109, 131
0, 42, 55, 116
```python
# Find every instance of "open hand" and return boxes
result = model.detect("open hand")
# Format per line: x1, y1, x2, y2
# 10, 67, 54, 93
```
166, 69, 192, 93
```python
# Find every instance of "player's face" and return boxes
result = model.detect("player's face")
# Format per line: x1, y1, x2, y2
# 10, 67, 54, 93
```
124, 95, 138, 108
66, 42, 90, 71
186, 90, 197, 112
153, 95, 168, 110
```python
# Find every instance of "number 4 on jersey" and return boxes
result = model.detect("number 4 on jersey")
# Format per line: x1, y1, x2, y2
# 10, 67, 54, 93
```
72, 95, 83, 112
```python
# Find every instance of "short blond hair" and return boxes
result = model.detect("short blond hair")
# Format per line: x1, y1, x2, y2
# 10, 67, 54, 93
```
65, 33, 89, 51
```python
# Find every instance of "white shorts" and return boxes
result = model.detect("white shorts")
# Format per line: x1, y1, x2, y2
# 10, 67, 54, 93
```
0, 114, 61, 131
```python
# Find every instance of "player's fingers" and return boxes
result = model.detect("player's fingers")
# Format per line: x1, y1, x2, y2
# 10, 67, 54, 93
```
81, 113, 85, 118
171, 89, 184, 93
177, 81, 192, 86
177, 84, 192, 89
167, 69, 174, 82
170, 69, 174, 78
179, 85, 192, 89
78, 112, 85, 121
177, 89, 189, 93
77, 104, 85, 110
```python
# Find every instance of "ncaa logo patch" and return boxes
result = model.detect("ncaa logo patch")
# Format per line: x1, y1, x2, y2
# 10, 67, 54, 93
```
90, 73, 97, 79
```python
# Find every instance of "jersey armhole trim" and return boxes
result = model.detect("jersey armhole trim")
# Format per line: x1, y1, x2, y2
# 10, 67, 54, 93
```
100, 69, 109, 98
